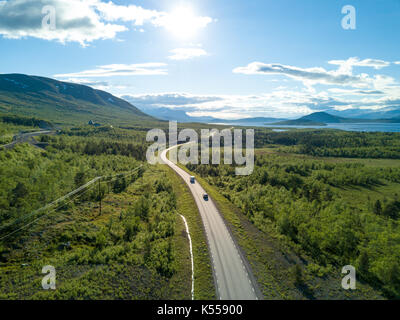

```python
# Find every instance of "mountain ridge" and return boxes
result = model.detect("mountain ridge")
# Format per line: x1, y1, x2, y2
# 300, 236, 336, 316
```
129, 105, 286, 123
274, 112, 400, 126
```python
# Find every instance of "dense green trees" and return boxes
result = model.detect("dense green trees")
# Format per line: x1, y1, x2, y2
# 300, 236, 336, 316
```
374, 200, 383, 215
113, 175, 127, 193
0, 140, 182, 298
254, 129, 400, 159
382, 201, 400, 219
132, 196, 150, 221
187, 150, 400, 298
0, 129, 143, 243
0, 114, 52, 128
74, 171, 86, 188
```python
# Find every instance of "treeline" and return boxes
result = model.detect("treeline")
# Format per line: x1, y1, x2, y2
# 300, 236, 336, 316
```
299, 145, 400, 159
81, 140, 147, 161
254, 129, 400, 159
0, 114, 52, 129
61, 126, 147, 143
40, 135, 148, 161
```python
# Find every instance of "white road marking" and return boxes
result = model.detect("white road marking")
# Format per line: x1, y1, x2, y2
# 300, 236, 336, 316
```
179, 214, 195, 300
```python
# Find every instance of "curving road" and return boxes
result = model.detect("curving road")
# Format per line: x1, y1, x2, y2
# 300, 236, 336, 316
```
161, 145, 260, 300
0, 130, 52, 149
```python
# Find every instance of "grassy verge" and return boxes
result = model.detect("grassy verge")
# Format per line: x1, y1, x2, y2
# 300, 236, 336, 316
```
161, 164, 216, 300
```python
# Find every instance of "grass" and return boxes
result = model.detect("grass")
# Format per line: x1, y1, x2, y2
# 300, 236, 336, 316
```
334, 181, 400, 211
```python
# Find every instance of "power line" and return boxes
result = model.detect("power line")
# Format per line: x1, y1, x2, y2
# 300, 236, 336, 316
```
0, 184, 95, 242
0, 165, 144, 241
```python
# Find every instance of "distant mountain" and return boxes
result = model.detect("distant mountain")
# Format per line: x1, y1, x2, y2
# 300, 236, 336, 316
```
300, 112, 347, 123
130, 104, 285, 124
275, 112, 400, 126
0, 74, 155, 125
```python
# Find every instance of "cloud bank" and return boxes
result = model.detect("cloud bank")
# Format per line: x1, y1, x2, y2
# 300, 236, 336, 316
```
122, 93, 222, 108
0, 0, 213, 45
233, 62, 370, 87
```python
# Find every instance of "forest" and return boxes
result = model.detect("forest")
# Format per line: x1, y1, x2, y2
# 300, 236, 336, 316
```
0, 114, 52, 129
0, 121, 193, 299
2, 115, 400, 299
186, 129, 400, 298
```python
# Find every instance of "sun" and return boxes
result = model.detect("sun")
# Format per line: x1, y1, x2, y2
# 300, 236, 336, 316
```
164, 6, 208, 39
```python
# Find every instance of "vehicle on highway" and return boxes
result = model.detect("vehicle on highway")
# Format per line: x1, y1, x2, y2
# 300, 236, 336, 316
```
203, 194, 209, 201
190, 176, 195, 184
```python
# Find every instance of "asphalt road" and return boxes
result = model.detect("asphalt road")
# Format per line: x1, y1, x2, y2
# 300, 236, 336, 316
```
0, 130, 52, 149
161, 146, 259, 300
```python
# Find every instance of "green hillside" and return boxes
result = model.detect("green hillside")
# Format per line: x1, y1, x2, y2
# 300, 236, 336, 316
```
0, 74, 156, 126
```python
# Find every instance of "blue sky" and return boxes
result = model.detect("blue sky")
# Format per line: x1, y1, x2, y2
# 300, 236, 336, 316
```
1, 0, 400, 119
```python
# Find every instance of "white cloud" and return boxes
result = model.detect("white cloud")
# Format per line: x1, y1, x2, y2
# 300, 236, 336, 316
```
94, 1, 163, 25
168, 48, 208, 60
233, 62, 368, 87
0, 0, 214, 45
233, 58, 400, 92
54, 63, 168, 78
328, 88, 384, 95
0, 0, 127, 45
62, 78, 109, 87
328, 57, 391, 72
115, 57, 400, 119
96, 2, 213, 33
122, 93, 222, 108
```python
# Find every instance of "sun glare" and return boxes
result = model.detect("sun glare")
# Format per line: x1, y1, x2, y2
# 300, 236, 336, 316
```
164, 6, 203, 39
